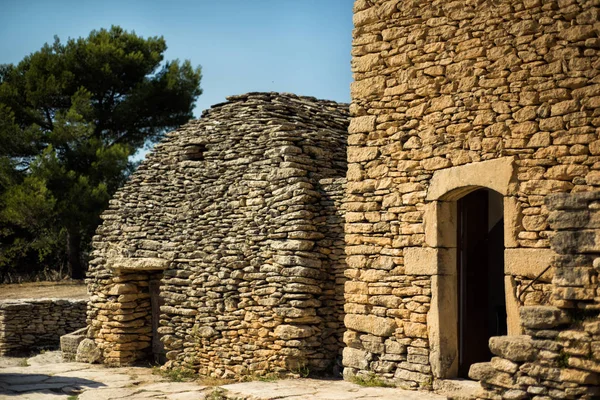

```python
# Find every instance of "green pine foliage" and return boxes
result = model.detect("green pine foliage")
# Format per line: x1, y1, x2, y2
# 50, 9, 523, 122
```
0, 26, 202, 280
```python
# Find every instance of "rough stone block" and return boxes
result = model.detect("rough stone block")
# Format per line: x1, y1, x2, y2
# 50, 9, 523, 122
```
489, 336, 535, 362
404, 247, 455, 275
519, 306, 570, 329
342, 347, 371, 369
107, 257, 169, 271
344, 314, 397, 337
504, 248, 555, 281
348, 115, 376, 133
76, 338, 102, 363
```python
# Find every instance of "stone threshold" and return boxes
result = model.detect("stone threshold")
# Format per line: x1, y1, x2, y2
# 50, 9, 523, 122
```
433, 378, 484, 400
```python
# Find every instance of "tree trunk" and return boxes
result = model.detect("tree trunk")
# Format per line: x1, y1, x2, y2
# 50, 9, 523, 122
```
67, 229, 84, 279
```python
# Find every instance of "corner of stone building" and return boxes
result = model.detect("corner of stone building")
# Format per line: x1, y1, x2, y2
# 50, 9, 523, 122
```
345, 0, 600, 397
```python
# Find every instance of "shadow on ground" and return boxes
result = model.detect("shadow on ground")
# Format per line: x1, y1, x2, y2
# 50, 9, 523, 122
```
0, 372, 105, 396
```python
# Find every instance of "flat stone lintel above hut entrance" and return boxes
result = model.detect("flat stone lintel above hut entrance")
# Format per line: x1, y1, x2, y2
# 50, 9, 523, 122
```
106, 257, 169, 271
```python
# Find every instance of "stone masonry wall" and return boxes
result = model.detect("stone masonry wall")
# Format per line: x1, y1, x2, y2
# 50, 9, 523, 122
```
471, 192, 600, 400
346, 0, 600, 390
0, 299, 87, 355
316, 177, 348, 369
87, 92, 349, 378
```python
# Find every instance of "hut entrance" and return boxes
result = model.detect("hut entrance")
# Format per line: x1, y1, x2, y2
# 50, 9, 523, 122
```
150, 278, 166, 364
457, 189, 506, 378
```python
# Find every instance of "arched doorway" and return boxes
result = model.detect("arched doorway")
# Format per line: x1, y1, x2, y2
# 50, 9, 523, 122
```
457, 188, 506, 377
422, 157, 518, 380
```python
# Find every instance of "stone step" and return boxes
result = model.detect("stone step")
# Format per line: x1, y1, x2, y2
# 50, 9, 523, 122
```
433, 378, 484, 400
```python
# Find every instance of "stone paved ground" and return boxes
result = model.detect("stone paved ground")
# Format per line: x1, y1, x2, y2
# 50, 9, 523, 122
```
0, 352, 448, 400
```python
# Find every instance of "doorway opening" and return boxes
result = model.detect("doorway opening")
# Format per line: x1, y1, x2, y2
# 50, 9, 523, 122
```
150, 275, 166, 364
457, 188, 506, 378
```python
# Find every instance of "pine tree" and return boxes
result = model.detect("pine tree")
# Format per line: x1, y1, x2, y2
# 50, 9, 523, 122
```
0, 26, 202, 279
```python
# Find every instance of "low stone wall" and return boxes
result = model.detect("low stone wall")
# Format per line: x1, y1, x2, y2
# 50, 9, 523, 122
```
0, 299, 87, 355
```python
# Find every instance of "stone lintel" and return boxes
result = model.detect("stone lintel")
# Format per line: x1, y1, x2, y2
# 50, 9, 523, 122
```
404, 247, 456, 276
504, 248, 555, 281
107, 257, 169, 271
426, 157, 516, 201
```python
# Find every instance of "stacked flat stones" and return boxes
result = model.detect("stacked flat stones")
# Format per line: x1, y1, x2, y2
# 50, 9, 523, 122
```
471, 192, 600, 400
86, 93, 349, 377
347, 0, 600, 394
0, 299, 86, 355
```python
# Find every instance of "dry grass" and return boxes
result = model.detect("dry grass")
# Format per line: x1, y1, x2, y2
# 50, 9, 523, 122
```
0, 281, 87, 300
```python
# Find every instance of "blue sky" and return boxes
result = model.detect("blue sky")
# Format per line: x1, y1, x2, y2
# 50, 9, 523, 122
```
0, 0, 353, 117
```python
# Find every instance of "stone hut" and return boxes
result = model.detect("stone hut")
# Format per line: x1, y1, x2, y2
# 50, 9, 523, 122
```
345, 0, 600, 398
86, 92, 349, 377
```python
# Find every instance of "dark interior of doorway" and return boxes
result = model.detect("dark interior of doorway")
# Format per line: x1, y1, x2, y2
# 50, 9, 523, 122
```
150, 276, 167, 364
457, 189, 507, 378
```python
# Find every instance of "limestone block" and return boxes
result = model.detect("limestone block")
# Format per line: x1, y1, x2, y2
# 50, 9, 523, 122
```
558, 25, 596, 42
348, 147, 379, 162
468, 362, 496, 381
107, 283, 138, 295
107, 257, 169, 271
345, 281, 368, 294
424, 201, 457, 248
504, 248, 554, 280
394, 368, 431, 384
76, 338, 102, 363
504, 197, 521, 248
344, 314, 396, 337
404, 247, 456, 276
195, 326, 217, 338
384, 84, 408, 96
421, 157, 451, 171
270, 240, 314, 251
428, 275, 459, 379
490, 357, 519, 374
403, 322, 427, 338
554, 266, 593, 287
342, 347, 371, 369
559, 368, 600, 385
352, 7, 377, 28
352, 54, 381, 73
550, 100, 579, 116
552, 230, 600, 254
519, 306, 570, 329
385, 339, 406, 354
489, 336, 535, 362
426, 157, 516, 201
350, 76, 386, 98
348, 115, 376, 133
429, 95, 454, 112
273, 325, 314, 340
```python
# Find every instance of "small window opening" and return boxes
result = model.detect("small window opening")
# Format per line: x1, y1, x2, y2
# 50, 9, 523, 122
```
183, 144, 206, 161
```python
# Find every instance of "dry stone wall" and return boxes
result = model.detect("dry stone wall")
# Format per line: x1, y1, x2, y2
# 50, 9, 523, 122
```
0, 299, 87, 355
346, 0, 600, 392
471, 192, 600, 400
87, 92, 349, 377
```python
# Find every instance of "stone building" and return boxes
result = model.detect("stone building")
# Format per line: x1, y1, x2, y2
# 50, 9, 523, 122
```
86, 92, 349, 376
345, 0, 600, 398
